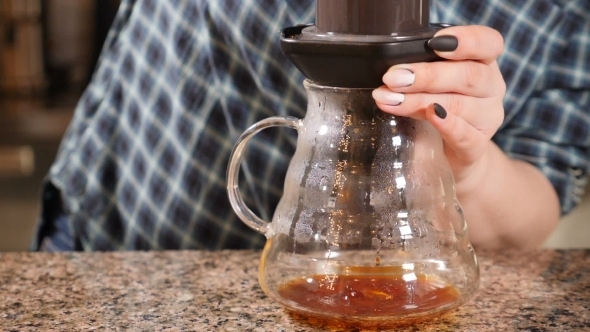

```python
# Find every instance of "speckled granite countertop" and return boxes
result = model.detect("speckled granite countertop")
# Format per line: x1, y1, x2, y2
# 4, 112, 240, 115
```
0, 250, 588, 331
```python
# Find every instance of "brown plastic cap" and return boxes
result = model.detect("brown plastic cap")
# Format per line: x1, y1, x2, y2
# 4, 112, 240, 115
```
316, 0, 430, 35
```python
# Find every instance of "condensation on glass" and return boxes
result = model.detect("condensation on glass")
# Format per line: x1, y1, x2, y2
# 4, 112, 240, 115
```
227, 80, 479, 327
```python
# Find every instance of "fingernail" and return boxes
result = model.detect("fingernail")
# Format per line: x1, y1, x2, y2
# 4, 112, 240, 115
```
428, 35, 458, 52
383, 68, 415, 87
434, 103, 447, 119
373, 89, 405, 106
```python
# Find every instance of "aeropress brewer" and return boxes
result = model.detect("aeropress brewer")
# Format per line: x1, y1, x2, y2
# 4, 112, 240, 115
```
227, 0, 479, 327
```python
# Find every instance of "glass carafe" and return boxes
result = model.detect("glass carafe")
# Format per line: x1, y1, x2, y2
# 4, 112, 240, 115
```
227, 80, 479, 326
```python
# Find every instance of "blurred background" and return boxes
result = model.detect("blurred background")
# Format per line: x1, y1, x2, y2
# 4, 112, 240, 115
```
0, 0, 587, 251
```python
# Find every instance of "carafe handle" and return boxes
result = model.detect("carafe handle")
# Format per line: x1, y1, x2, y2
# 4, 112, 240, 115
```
226, 116, 301, 235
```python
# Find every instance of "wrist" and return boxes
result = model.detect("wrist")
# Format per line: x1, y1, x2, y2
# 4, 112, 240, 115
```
452, 141, 496, 198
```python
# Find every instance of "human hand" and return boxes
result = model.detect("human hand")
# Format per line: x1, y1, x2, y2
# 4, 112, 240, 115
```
372, 25, 506, 186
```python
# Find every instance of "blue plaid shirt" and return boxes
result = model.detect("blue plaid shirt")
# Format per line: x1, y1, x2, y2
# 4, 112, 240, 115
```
34, 0, 590, 251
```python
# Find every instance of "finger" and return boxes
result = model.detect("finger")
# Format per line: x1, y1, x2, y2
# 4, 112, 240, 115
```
425, 103, 489, 164
372, 87, 504, 137
428, 25, 504, 65
383, 61, 505, 98
373, 87, 426, 119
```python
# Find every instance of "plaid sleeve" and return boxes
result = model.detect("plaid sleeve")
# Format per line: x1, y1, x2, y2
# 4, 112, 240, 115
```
493, 4, 590, 215
46, 0, 315, 250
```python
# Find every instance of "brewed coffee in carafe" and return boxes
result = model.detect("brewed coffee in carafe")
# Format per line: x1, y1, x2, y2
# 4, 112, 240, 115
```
227, 0, 479, 327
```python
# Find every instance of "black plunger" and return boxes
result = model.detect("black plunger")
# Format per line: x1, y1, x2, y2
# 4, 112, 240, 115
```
280, 0, 447, 88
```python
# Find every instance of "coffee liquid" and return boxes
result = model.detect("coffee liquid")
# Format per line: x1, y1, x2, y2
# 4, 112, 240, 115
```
278, 272, 459, 317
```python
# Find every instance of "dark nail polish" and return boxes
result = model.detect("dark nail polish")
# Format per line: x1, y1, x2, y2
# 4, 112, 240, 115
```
434, 103, 447, 119
428, 35, 458, 52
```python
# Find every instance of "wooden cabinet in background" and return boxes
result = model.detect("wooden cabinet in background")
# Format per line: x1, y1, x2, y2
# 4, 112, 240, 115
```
0, 0, 45, 95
